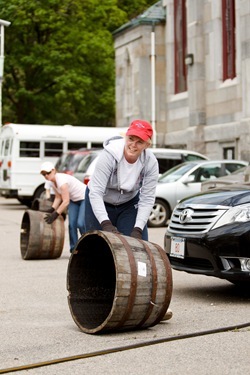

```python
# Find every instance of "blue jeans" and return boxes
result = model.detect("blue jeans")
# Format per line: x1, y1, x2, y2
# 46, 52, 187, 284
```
85, 187, 148, 240
68, 199, 86, 252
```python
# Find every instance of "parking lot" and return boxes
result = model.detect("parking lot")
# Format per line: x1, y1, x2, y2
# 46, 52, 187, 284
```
0, 197, 249, 375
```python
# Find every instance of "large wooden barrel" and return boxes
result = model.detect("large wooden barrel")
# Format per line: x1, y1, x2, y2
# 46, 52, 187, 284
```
20, 210, 65, 260
67, 230, 173, 334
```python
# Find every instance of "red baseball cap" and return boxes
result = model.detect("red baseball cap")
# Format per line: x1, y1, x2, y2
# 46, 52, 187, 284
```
126, 119, 153, 141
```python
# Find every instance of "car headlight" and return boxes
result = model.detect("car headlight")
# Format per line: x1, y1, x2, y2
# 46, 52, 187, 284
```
212, 203, 250, 229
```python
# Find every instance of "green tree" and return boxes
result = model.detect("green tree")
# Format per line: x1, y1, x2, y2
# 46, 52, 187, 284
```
1, 0, 155, 126
118, 0, 156, 19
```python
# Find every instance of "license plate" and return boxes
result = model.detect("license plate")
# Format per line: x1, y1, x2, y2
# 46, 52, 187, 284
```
170, 237, 185, 259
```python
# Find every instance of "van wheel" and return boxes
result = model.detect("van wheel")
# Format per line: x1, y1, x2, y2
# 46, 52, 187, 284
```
33, 185, 45, 201
17, 197, 32, 207
148, 199, 170, 228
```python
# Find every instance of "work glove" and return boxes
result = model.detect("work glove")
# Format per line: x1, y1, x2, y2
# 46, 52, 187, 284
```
130, 227, 143, 239
45, 207, 55, 214
44, 211, 59, 224
101, 220, 120, 233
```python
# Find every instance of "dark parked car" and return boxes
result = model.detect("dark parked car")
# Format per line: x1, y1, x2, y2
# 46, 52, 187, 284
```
164, 185, 250, 286
55, 148, 100, 175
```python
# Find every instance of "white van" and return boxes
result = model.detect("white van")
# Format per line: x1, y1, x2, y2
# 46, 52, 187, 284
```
73, 147, 209, 184
149, 148, 208, 175
0, 123, 127, 205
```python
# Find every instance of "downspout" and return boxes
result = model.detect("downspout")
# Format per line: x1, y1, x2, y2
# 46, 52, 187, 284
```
151, 22, 157, 147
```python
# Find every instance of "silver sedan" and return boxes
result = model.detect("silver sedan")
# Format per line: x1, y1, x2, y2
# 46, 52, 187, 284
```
148, 159, 248, 227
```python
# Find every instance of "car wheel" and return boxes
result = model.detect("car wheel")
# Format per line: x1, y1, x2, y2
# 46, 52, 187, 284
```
228, 280, 250, 287
148, 199, 170, 228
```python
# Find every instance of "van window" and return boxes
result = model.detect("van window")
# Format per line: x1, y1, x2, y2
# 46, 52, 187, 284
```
68, 142, 87, 150
44, 142, 63, 157
20, 141, 40, 157
91, 142, 103, 148
154, 153, 182, 174
4, 139, 12, 156
157, 159, 182, 174
0, 139, 3, 155
153, 151, 207, 174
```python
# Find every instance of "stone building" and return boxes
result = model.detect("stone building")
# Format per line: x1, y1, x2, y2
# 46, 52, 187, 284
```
113, 0, 250, 161
113, 1, 166, 147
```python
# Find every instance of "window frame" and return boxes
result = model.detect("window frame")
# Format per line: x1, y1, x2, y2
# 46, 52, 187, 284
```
222, 0, 236, 81
174, 0, 187, 94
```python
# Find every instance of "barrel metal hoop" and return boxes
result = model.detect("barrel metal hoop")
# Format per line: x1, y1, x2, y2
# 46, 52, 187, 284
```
113, 233, 138, 328
151, 242, 173, 325
135, 240, 158, 328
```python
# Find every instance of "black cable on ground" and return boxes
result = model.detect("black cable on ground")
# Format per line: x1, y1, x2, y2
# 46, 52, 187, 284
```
0, 321, 249, 374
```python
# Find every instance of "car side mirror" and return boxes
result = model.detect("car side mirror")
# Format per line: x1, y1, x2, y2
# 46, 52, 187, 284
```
182, 175, 195, 184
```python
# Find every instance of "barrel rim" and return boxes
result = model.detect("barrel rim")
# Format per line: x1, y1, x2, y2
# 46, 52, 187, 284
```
67, 230, 173, 334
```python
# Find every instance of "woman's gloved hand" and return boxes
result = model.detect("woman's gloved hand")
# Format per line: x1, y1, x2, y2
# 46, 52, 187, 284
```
101, 220, 119, 233
45, 207, 55, 214
44, 211, 59, 224
130, 227, 142, 239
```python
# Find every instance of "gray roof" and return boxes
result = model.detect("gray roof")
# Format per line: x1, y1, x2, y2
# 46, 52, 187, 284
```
113, 1, 166, 37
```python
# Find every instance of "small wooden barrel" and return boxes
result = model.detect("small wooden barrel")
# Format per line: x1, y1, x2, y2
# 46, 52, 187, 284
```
20, 210, 65, 260
31, 198, 67, 220
67, 230, 173, 334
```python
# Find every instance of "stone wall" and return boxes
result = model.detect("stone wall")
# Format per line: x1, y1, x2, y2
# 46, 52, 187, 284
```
164, 0, 250, 161
114, 0, 250, 161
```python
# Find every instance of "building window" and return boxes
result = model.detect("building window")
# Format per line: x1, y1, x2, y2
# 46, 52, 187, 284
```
222, 0, 236, 81
223, 147, 235, 159
174, 0, 187, 94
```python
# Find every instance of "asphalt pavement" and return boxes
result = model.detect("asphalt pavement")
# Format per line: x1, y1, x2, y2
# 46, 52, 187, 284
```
0, 197, 249, 375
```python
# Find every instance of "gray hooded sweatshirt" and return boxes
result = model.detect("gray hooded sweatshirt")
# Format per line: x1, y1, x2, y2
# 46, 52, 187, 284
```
88, 136, 159, 230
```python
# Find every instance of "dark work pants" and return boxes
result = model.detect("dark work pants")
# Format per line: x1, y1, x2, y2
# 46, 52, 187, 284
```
84, 187, 148, 240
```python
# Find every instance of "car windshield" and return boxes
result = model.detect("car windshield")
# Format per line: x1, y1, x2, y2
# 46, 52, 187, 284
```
55, 154, 67, 170
158, 162, 197, 183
